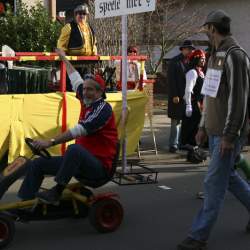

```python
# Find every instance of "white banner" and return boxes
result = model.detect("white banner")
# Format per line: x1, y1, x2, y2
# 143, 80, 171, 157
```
201, 68, 222, 98
95, 0, 156, 18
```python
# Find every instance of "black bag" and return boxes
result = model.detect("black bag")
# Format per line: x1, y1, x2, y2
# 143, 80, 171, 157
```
187, 146, 207, 164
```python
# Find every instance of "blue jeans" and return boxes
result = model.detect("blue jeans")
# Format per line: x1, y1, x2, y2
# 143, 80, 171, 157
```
168, 119, 181, 148
189, 135, 250, 241
18, 144, 108, 200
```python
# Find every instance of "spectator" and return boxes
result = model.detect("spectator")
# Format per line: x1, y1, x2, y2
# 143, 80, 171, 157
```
57, 4, 97, 56
167, 40, 194, 153
115, 45, 147, 90
181, 49, 206, 147
57, 4, 98, 91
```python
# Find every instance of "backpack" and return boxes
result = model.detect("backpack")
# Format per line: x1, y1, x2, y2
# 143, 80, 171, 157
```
186, 146, 207, 164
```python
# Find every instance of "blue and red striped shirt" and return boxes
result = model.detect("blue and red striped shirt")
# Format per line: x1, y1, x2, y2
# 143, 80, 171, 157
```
75, 85, 118, 172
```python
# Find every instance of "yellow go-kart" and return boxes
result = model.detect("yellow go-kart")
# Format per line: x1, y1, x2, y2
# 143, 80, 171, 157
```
0, 138, 123, 249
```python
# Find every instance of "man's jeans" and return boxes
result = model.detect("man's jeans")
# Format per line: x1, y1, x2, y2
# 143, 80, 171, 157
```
189, 135, 250, 241
18, 144, 108, 200
168, 118, 181, 148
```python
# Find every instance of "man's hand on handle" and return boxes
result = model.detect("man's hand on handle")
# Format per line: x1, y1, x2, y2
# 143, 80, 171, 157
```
31, 140, 53, 150
55, 48, 66, 60
55, 48, 76, 75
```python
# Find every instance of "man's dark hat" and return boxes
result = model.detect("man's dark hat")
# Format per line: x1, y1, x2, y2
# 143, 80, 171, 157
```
179, 40, 195, 50
203, 10, 231, 26
74, 4, 89, 14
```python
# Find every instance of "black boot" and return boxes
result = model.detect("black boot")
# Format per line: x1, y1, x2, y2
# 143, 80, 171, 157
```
196, 191, 204, 200
177, 237, 207, 250
36, 184, 65, 205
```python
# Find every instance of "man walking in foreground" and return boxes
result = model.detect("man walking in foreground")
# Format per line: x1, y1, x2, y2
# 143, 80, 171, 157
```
177, 10, 250, 250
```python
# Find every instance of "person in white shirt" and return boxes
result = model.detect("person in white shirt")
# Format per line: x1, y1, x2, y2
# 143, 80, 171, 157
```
115, 46, 147, 90
181, 49, 206, 147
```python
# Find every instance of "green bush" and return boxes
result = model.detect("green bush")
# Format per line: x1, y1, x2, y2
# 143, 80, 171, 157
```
0, 2, 62, 52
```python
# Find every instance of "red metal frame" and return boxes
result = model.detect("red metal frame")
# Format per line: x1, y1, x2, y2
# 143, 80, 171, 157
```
0, 53, 148, 155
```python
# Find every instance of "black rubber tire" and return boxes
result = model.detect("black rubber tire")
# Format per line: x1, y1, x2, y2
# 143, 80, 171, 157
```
0, 213, 15, 249
88, 198, 123, 233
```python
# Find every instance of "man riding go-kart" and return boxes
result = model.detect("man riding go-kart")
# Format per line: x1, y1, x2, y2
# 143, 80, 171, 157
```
18, 48, 118, 205
0, 48, 123, 248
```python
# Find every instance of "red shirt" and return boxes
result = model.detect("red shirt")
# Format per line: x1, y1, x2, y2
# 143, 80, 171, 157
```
75, 90, 118, 172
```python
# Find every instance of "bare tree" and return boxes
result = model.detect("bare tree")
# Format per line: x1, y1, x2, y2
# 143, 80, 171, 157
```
88, 0, 142, 58
145, 0, 205, 74
87, 0, 204, 73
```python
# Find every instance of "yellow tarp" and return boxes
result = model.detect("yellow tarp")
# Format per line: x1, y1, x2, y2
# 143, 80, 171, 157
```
0, 91, 148, 163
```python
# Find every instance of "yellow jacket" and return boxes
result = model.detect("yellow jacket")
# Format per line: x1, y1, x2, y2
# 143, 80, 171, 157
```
57, 22, 97, 56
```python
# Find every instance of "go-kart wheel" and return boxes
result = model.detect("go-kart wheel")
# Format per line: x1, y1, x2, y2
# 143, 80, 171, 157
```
89, 198, 123, 233
25, 138, 51, 159
0, 213, 15, 249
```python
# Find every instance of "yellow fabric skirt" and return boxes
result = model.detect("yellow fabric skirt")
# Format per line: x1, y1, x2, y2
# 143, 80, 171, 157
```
0, 91, 148, 163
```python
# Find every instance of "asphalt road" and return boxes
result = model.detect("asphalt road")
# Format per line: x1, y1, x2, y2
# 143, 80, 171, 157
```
1, 105, 250, 250
3, 162, 250, 250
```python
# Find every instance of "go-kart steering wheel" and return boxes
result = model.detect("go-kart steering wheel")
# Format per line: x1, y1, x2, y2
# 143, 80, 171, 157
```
25, 138, 51, 159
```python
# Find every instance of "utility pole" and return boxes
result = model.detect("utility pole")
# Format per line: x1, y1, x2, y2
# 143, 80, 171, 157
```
14, 0, 17, 15
49, 0, 56, 21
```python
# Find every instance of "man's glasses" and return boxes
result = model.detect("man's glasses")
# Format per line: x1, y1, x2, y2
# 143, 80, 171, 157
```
128, 50, 137, 53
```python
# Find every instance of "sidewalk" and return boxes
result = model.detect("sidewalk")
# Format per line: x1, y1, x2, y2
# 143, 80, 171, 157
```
136, 94, 250, 165
112, 96, 194, 186
137, 94, 188, 164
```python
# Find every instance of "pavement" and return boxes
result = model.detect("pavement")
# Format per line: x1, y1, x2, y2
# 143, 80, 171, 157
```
2, 94, 250, 250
